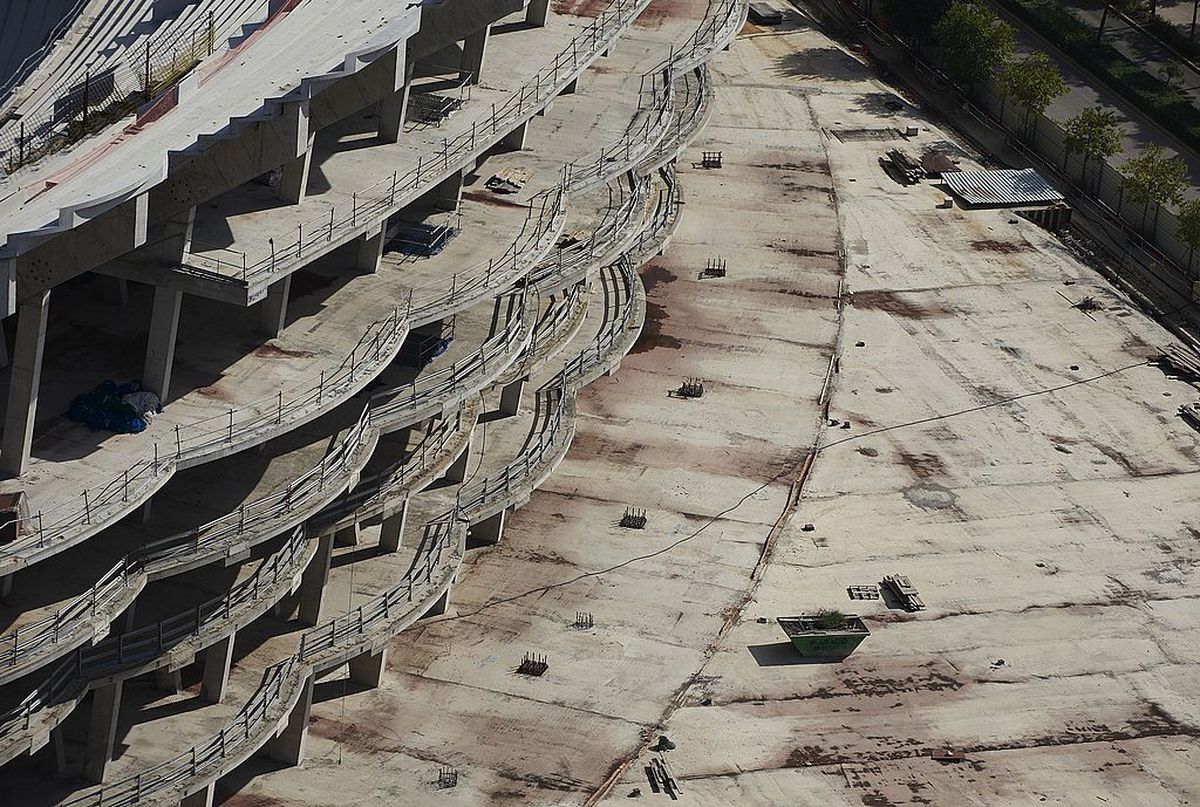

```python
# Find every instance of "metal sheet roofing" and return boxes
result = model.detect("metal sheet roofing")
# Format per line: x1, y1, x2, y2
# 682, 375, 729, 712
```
942, 167, 1064, 207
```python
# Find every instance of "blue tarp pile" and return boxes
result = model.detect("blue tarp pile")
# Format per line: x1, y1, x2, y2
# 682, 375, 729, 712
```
66, 380, 161, 433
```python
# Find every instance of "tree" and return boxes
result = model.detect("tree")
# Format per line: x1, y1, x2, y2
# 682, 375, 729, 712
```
933, 1, 1015, 89
878, 0, 951, 48
1063, 106, 1123, 191
1178, 196, 1200, 269
1121, 144, 1188, 234
1158, 61, 1184, 94
1000, 52, 1067, 140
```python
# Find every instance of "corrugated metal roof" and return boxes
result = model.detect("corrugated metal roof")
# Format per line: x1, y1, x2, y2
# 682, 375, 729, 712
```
942, 168, 1064, 207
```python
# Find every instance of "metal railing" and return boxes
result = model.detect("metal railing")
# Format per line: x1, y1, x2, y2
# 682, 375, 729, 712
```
639, 63, 712, 172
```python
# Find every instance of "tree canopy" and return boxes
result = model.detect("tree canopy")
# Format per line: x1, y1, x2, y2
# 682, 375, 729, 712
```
1001, 52, 1067, 132
1122, 143, 1187, 210
934, 1, 1015, 88
1063, 106, 1124, 165
878, 0, 951, 45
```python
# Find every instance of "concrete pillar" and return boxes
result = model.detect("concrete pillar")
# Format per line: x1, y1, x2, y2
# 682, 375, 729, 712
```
419, 169, 464, 213
460, 26, 490, 84
526, 0, 550, 26
42, 726, 67, 777
499, 376, 527, 416
297, 533, 334, 626
277, 141, 314, 205
378, 62, 414, 144
334, 521, 362, 547
356, 226, 385, 274
1, 290, 50, 476
0, 321, 8, 369
257, 275, 291, 337
265, 674, 313, 765
156, 206, 196, 264
142, 286, 182, 402
424, 585, 451, 619
469, 508, 505, 548
443, 432, 473, 484
180, 783, 215, 807
379, 500, 407, 553
0, 573, 12, 598
501, 119, 529, 151
154, 666, 182, 694
348, 645, 387, 688
200, 632, 235, 704
561, 76, 579, 95
103, 277, 130, 306
83, 680, 123, 783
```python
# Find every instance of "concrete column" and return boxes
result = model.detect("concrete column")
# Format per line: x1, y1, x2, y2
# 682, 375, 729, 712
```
419, 169, 464, 213
0, 573, 12, 598
526, 0, 550, 26
200, 632, 236, 704
297, 533, 334, 626
501, 119, 529, 151
0, 321, 8, 369
379, 500, 407, 553
43, 726, 67, 777
277, 139, 314, 204
102, 277, 130, 306
265, 674, 313, 765
180, 783, 215, 807
83, 680, 123, 783
1, 290, 50, 477
460, 27, 490, 84
443, 432, 473, 484
156, 206, 196, 264
379, 62, 414, 144
142, 286, 182, 402
348, 645, 387, 688
154, 666, 182, 694
257, 274, 291, 337
561, 76, 579, 95
334, 521, 362, 547
499, 376, 527, 416
469, 508, 505, 548
424, 585, 451, 619
356, 226, 385, 274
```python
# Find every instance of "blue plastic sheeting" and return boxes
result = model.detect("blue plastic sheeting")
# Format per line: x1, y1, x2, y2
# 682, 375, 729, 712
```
66, 380, 159, 433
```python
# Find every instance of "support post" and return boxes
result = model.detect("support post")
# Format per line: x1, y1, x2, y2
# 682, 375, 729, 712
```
348, 645, 387, 688
501, 119, 529, 151
142, 287, 183, 402
257, 275, 292, 337
83, 681, 123, 783
526, 0, 550, 26
379, 61, 414, 144
418, 169, 464, 213
442, 432, 473, 484
200, 632, 236, 704
1, 290, 50, 476
356, 226, 385, 274
498, 376, 527, 416
264, 674, 313, 765
561, 76, 579, 95
154, 666, 182, 694
460, 27, 491, 84
334, 521, 361, 547
424, 585, 451, 619
103, 278, 130, 306
156, 206, 196, 264
297, 533, 334, 626
277, 139, 314, 204
469, 508, 505, 548
379, 499, 407, 553
180, 783, 215, 807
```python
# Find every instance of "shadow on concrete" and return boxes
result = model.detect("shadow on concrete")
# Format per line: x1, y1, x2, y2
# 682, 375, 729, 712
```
747, 641, 844, 666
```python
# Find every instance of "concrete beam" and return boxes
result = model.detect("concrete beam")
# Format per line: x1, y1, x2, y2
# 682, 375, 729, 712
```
298, 534, 334, 626
526, 0, 550, 26
83, 681, 123, 783
264, 674, 313, 765
1, 290, 50, 476
356, 226, 386, 274
460, 26, 490, 84
348, 645, 387, 688
200, 633, 236, 704
142, 287, 183, 402
277, 139, 315, 205
442, 432, 473, 484
379, 500, 407, 553
257, 274, 291, 337
499, 376, 527, 416
309, 39, 414, 131
501, 119, 530, 151
378, 61, 415, 144
180, 783, 215, 807
469, 508, 505, 548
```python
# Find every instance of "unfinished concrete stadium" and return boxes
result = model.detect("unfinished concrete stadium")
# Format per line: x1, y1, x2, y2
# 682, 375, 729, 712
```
1, 0, 1199, 805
